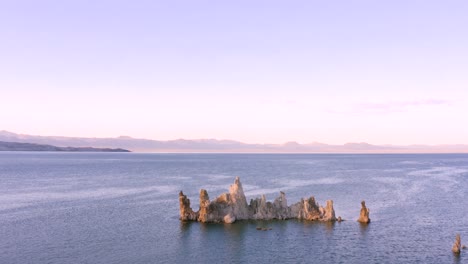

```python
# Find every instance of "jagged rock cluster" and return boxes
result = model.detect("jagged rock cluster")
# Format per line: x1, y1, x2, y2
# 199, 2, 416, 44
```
179, 177, 337, 223
181, 177, 462, 254
357, 200, 371, 223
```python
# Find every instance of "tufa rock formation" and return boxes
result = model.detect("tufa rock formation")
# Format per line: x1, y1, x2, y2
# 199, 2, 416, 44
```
452, 234, 461, 254
179, 191, 198, 221
357, 200, 371, 223
179, 177, 337, 223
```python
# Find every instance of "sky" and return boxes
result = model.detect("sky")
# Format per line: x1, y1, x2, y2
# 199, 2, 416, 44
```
1, 0, 467, 145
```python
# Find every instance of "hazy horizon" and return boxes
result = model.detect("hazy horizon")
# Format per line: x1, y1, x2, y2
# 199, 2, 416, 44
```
2, 1, 467, 145
3, 129, 468, 149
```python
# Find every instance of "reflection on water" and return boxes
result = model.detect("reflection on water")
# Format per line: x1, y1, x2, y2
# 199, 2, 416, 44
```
359, 222, 370, 237
179, 221, 193, 236
453, 253, 462, 264
177, 219, 342, 262
323, 221, 335, 234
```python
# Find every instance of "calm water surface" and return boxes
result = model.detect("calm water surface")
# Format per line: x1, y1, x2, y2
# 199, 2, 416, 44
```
0, 153, 467, 263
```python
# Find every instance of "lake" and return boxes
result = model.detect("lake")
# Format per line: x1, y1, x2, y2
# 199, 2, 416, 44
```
0, 153, 467, 263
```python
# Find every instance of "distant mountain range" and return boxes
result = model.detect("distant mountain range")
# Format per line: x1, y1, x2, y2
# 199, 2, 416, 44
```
0, 140, 130, 152
1, 130, 467, 153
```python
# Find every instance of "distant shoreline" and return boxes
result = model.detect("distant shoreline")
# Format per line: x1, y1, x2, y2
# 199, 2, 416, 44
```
0, 141, 130, 152
1, 130, 468, 153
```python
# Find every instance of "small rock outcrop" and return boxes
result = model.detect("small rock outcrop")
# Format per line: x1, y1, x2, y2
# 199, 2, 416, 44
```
179, 177, 337, 224
357, 200, 370, 223
179, 191, 198, 221
452, 234, 461, 254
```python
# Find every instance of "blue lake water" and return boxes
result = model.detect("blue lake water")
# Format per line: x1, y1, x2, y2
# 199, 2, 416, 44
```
0, 153, 467, 263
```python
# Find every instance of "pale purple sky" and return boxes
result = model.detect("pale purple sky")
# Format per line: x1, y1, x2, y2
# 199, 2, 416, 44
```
1, 1, 467, 144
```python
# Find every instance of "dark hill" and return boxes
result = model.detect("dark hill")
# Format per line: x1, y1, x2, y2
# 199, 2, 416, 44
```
0, 141, 130, 152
